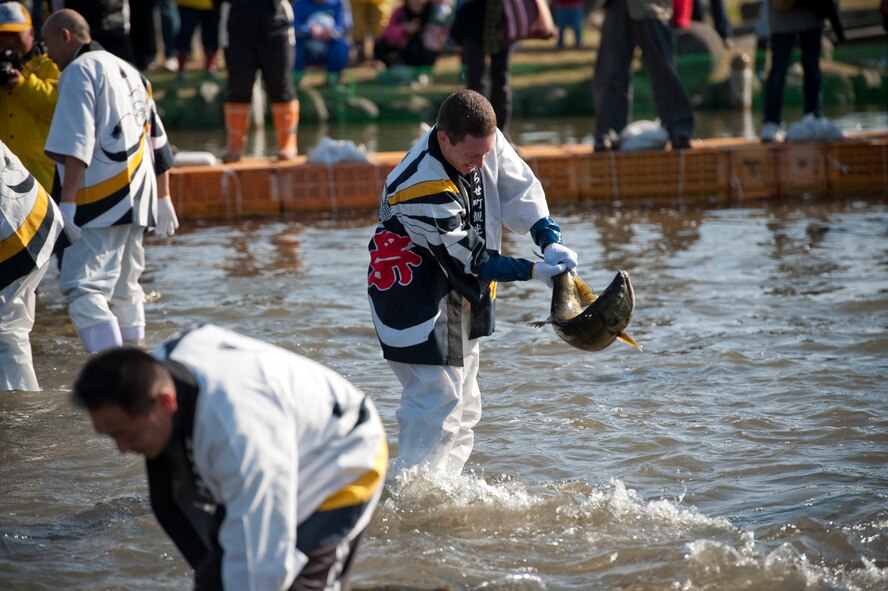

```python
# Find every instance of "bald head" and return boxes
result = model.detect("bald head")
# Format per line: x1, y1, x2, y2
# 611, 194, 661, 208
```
42, 9, 90, 42
41, 9, 91, 70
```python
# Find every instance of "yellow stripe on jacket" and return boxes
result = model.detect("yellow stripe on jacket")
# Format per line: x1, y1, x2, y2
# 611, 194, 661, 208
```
175, 0, 215, 10
0, 184, 49, 264
75, 125, 147, 206
317, 439, 389, 512
387, 179, 460, 207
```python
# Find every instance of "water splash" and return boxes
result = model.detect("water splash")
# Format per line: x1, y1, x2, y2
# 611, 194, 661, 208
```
684, 530, 888, 591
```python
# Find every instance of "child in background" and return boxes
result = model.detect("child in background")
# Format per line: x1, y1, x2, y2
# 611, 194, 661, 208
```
553, 0, 584, 48
373, 0, 440, 67
294, 0, 352, 81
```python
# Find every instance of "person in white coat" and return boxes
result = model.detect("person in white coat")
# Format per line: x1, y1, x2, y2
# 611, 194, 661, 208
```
71, 324, 388, 591
0, 140, 67, 391
42, 9, 179, 353
367, 90, 578, 474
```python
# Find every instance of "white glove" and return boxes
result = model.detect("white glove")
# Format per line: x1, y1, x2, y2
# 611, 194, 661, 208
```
543, 243, 578, 270
59, 202, 81, 243
155, 196, 179, 237
532, 261, 567, 288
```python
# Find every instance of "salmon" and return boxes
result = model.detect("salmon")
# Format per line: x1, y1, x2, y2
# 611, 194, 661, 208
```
530, 270, 642, 352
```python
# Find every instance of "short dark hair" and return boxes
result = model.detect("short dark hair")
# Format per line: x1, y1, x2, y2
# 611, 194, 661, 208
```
71, 348, 168, 415
436, 90, 497, 144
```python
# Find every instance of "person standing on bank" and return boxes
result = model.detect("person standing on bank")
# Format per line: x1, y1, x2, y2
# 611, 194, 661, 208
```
449, 0, 515, 139
0, 1, 61, 192
367, 90, 578, 474
219, 0, 299, 162
71, 324, 388, 590
42, 9, 179, 353
758, 0, 836, 142
592, 0, 695, 151
0, 140, 68, 392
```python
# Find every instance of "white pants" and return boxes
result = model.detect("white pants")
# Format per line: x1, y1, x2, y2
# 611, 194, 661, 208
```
389, 338, 482, 475
59, 225, 146, 352
1, 260, 50, 391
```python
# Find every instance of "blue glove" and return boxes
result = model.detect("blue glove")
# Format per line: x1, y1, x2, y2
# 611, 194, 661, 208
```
532, 261, 567, 288
543, 243, 578, 270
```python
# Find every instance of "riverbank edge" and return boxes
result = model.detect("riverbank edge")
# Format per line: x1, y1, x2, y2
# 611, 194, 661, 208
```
168, 131, 888, 221
151, 40, 888, 129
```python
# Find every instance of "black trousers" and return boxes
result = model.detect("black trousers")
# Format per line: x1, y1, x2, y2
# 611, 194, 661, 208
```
461, 39, 514, 134
592, 0, 694, 141
192, 531, 366, 591
289, 532, 364, 591
224, 9, 295, 103
763, 28, 823, 124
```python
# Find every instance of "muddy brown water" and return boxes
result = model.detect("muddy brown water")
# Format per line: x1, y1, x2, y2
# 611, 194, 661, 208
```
2, 193, 886, 590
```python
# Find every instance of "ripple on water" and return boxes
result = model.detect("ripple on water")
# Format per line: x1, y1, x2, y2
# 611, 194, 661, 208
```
6, 198, 888, 590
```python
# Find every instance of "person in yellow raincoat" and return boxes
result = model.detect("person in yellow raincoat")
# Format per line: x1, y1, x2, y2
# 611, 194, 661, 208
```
0, 2, 60, 191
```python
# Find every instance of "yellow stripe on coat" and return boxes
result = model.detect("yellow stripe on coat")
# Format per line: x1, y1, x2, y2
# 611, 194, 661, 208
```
317, 439, 389, 512
76, 125, 147, 206
386, 179, 459, 207
0, 183, 49, 264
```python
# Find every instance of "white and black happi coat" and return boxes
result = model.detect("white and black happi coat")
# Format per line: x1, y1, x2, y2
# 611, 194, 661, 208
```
368, 127, 560, 367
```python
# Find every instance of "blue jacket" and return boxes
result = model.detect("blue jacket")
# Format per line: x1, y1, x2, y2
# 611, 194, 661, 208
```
293, 0, 352, 40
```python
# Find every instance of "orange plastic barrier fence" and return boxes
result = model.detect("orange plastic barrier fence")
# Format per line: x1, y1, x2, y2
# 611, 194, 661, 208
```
168, 134, 888, 220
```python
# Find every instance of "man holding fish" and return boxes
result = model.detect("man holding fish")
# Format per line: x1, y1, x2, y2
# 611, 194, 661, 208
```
367, 89, 579, 475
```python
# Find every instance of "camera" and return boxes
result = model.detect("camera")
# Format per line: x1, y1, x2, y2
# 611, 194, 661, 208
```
0, 49, 24, 86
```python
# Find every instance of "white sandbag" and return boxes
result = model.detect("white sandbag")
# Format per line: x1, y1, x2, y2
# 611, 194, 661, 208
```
619, 120, 669, 152
307, 137, 372, 164
174, 151, 219, 167
786, 114, 820, 143
815, 117, 844, 141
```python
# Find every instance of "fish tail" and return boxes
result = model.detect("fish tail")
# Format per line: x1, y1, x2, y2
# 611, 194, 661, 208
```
617, 331, 643, 351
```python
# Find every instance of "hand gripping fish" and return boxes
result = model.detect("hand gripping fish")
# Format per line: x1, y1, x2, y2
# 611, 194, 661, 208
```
530, 270, 642, 352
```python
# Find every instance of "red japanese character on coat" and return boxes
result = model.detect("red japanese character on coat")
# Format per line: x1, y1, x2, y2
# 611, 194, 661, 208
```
368, 230, 422, 290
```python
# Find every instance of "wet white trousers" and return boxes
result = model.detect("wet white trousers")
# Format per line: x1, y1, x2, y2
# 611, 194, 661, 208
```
59, 225, 146, 353
389, 299, 482, 474
0, 260, 50, 391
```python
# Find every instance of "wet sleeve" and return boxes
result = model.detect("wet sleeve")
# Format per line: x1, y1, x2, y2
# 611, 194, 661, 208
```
478, 252, 534, 282
530, 217, 563, 251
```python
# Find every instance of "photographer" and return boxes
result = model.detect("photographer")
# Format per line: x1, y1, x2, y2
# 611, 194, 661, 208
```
0, 2, 60, 191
